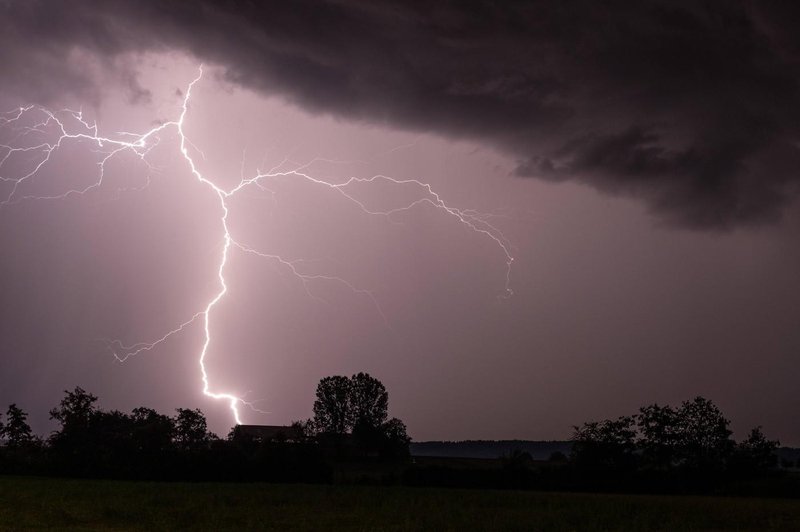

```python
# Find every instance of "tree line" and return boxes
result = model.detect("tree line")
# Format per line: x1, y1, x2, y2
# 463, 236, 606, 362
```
1, 385, 793, 495
0, 373, 409, 482
570, 396, 779, 475
405, 397, 794, 496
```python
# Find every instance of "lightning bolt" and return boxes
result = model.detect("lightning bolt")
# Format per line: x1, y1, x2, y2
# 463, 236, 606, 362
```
0, 67, 514, 425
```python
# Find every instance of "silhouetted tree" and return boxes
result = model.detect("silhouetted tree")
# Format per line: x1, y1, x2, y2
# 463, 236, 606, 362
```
1, 404, 34, 448
48, 387, 100, 466
46, 388, 138, 476
173, 408, 214, 450
674, 396, 734, 470
89, 410, 137, 470
569, 396, 781, 488
733, 426, 779, 472
571, 416, 637, 471
290, 419, 316, 443
349, 372, 388, 429
348, 373, 389, 453
380, 417, 411, 458
637, 403, 679, 470
312, 375, 352, 435
131, 407, 174, 453
310, 373, 410, 458
49, 387, 98, 432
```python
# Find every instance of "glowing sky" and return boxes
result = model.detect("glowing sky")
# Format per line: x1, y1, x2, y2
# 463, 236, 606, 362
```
2, 2, 800, 444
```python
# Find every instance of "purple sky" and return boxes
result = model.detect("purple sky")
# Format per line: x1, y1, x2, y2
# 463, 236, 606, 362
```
1, 2, 800, 444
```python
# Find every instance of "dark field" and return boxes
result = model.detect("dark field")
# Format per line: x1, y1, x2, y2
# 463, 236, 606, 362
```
1, 476, 800, 531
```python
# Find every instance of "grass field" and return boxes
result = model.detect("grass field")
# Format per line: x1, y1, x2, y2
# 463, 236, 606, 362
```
1, 476, 799, 531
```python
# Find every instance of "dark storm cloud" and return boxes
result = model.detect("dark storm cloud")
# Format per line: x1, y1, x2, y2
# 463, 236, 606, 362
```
3, 0, 800, 228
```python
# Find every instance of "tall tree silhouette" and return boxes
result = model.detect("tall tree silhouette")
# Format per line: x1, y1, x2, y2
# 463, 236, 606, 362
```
675, 396, 734, 470
1, 404, 34, 448
349, 372, 388, 429
637, 403, 679, 470
310, 373, 409, 458
47, 387, 101, 474
312, 376, 352, 435
173, 408, 213, 450
349, 373, 389, 453
49, 387, 98, 432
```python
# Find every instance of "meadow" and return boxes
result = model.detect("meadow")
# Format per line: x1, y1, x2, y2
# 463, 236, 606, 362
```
1, 476, 800, 531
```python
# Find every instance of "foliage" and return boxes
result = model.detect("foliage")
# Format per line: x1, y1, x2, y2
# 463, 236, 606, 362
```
381, 417, 411, 458
48, 386, 98, 432
312, 375, 352, 435
173, 408, 215, 450
0, 385, 782, 491
568, 396, 779, 484
131, 407, 174, 453
349, 372, 388, 430
733, 426, 780, 472
0, 404, 34, 448
571, 416, 637, 471
0, 380, 405, 481
290, 419, 315, 442
310, 373, 409, 458
636, 403, 679, 470
673, 396, 734, 470
47, 387, 101, 470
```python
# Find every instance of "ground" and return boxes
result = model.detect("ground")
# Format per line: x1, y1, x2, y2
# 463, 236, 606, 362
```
1, 476, 800, 531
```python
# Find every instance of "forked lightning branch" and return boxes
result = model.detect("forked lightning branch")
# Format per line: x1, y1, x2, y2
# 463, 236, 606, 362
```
0, 67, 514, 424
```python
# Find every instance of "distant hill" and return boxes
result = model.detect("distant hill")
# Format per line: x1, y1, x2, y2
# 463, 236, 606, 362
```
410, 440, 572, 460
411, 441, 800, 467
